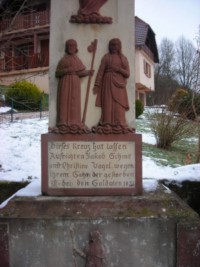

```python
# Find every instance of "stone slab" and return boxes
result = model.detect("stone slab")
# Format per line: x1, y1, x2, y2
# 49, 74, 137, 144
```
0, 186, 199, 267
0, 223, 9, 267
41, 132, 142, 196
7, 218, 176, 267
0, 187, 198, 220
177, 222, 200, 267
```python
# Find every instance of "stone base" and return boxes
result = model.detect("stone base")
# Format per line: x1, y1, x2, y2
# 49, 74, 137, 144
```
41, 133, 142, 196
0, 186, 200, 267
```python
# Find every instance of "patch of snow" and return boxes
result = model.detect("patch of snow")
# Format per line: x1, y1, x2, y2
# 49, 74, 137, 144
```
0, 109, 199, 208
141, 133, 156, 145
143, 179, 158, 192
0, 107, 11, 113
16, 179, 41, 196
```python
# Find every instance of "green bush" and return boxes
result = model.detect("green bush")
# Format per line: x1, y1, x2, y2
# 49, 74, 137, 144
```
0, 84, 9, 95
169, 88, 200, 120
179, 91, 200, 120
135, 99, 144, 118
5, 80, 43, 111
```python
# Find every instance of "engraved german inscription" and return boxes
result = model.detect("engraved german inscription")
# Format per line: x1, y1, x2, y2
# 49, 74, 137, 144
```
48, 141, 135, 189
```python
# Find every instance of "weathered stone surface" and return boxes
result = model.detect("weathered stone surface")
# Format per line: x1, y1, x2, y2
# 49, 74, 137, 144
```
7, 218, 175, 267
0, 186, 198, 220
0, 223, 9, 267
177, 222, 200, 267
0, 186, 199, 267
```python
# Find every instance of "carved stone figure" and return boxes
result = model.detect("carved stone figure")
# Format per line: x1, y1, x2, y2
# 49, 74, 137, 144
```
50, 39, 93, 134
92, 38, 134, 134
70, 0, 112, 24
79, 0, 107, 15
74, 230, 105, 267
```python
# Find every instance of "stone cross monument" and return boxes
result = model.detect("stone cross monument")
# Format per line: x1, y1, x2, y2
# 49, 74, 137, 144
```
41, 0, 142, 196
3, 4, 194, 267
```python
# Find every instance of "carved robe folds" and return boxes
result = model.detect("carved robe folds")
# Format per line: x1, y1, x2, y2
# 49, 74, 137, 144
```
56, 54, 86, 127
94, 53, 130, 126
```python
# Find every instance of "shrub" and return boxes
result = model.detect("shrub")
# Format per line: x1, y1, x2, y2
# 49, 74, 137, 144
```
5, 80, 43, 111
147, 107, 193, 149
169, 88, 200, 120
0, 84, 9, 95
135, 99, 144, 118
179, 91, 200, 120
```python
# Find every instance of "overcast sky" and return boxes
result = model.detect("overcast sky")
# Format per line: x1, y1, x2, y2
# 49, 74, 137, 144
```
135, 0, 200, 47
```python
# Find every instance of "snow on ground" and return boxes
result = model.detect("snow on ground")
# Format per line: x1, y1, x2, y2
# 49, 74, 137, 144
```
0, 107, 199, 208
0, 107, 11, 113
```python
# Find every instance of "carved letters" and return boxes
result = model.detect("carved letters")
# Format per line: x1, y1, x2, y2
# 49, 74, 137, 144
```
48, 141, 135, 189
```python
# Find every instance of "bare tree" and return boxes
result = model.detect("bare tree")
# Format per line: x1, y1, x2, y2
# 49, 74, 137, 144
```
149, 38, 179, 105
175, 36, 198, 89
148, 35, 200, 156
155, 38, 176, 79
191, 26, 200, 162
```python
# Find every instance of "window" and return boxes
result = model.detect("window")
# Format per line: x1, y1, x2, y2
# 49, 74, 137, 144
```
15, 45, 28, 57
14, 44, 33, 57
143, 60, 151, 78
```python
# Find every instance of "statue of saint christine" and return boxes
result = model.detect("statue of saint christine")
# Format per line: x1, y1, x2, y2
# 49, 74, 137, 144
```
93, 38, 132, 133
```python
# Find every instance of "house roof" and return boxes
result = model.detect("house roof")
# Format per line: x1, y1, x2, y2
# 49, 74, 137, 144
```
135, 16, 159, 63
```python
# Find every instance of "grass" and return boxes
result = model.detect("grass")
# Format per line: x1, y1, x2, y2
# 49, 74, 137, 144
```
136, 109, 199, 167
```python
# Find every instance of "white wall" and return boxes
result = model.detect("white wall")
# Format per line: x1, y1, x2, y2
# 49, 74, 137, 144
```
135, 49, 154, 91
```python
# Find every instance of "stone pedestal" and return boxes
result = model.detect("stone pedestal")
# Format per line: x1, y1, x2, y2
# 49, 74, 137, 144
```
0, 186, 200, 267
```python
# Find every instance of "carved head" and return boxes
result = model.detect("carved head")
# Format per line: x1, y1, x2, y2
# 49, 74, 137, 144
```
109, 38, 121, 54
89, 230, 102, 243
65, 39, 78, 54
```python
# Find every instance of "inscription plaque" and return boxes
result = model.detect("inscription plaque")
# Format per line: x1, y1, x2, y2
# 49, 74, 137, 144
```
48, 141, 135, 189
42, 133, 142, 196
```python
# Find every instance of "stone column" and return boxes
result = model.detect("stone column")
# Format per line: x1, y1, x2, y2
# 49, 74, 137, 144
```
42, 0, 141, 196
49, 0, 135, 129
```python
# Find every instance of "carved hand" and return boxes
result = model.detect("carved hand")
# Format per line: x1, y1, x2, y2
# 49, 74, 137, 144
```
93, 85, 99, 94
88, 69, 95, 76
111, 65, 120, 72
77, 69, 95, 77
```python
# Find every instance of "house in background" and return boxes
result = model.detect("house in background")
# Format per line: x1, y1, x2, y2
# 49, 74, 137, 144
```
0, 0, 50, 92
135, 16, 159, 105
0, 1, 159, 103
